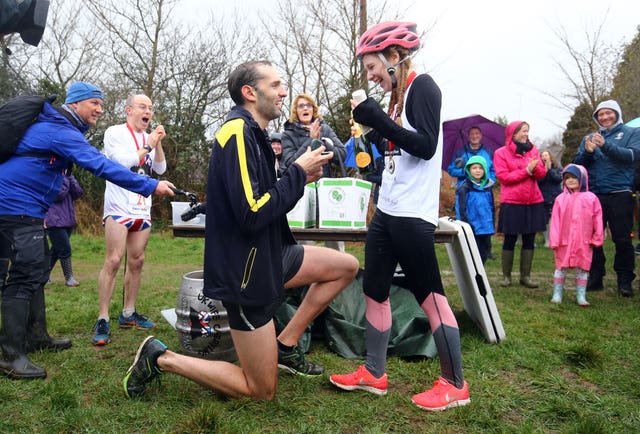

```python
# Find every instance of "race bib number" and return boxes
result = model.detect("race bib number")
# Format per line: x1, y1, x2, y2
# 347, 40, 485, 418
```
128, 191, 151, 213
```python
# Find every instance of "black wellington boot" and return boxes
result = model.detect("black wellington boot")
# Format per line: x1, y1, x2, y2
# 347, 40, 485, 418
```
25, 287, 72, 353
0, 297, 47, 379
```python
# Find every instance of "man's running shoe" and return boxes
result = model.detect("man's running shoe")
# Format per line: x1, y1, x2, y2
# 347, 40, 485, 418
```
411, 377, 470, 411
329, 365, 388, 395
277, 346, 324, 376
92, 319, 110, 346
123, 336, 168, 398
119, 311, 157, 330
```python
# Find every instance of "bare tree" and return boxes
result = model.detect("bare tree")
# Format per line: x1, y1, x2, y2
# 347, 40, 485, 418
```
82, 0, 265, 198
262, 0, 396, 140
1, 0, 98, 98
548, 12, 623, 158
611, 26, 640, 120
35, 0, 101, 89
550, 16, 620, 113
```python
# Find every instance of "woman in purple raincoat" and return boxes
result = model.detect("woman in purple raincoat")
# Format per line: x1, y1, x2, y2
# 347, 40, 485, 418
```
45, 173, 83, 286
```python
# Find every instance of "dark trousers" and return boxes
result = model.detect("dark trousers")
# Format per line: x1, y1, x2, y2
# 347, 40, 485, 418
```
47, 227, 73, 262
592, 192, 635, 284
475, 234, 492, 265
0, 216, 49, 301
0, 236, 9, 291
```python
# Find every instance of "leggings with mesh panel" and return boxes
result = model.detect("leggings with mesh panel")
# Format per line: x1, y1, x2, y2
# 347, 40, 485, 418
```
362, 210, 464, 387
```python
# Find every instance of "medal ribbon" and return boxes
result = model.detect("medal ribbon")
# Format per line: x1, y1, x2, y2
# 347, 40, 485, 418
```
126, 123, 147, 166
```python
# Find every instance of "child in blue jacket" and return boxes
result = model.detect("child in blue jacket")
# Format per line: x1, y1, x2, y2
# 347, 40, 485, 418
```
456, 155, 495, 264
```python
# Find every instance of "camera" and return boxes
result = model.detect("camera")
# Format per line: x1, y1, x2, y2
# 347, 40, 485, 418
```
181, 202, 207, 222
0, 0, 50, 48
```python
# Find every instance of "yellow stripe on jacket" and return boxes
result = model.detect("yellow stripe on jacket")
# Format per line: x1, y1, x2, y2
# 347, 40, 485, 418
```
215, 118, 272, 212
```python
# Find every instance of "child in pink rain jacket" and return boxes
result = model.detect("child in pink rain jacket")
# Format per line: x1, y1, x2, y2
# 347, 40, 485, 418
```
549, 164, 603, 306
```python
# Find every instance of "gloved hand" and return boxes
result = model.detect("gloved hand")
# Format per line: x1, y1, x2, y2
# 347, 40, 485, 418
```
455, 158, 465, 168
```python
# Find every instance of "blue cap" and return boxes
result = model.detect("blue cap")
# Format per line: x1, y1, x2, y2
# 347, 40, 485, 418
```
64, 82, 104, 104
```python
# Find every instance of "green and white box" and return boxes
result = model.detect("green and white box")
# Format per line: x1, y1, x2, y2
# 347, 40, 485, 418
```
317, 178, 372, 229
287, 182, 317, 228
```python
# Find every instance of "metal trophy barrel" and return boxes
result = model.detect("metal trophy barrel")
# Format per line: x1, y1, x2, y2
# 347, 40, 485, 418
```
175, 270, 237, 362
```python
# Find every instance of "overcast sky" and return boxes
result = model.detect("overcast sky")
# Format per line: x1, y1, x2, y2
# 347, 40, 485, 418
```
180, 0, 638, 143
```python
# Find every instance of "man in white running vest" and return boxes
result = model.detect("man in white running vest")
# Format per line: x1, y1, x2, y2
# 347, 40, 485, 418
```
92, 94, 167, 346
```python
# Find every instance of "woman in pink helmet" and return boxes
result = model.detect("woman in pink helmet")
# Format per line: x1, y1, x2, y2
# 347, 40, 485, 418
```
329, 21, 470, 411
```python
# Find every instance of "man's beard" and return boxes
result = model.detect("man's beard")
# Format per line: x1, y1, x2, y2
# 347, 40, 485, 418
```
255, 88, 281, 121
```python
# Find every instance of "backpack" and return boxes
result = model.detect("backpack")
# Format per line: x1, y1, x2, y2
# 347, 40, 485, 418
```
0, 94, 57, 163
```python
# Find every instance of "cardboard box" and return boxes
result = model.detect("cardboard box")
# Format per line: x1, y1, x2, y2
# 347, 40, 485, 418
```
317, 178, 372, 229
171, 202, 205, 226
287, 183, 317, 228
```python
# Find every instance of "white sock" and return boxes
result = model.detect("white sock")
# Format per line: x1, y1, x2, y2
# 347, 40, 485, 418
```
122, 307, 135, 318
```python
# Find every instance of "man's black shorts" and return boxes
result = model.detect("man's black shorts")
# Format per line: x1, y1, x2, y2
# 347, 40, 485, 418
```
223, 243, 304, 331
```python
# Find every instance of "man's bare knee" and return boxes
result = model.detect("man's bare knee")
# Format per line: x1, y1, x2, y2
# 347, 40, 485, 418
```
245, 374, 278, 400
250, 386, 277, 401
343, 254, 359, 277
104, 255, 123, 274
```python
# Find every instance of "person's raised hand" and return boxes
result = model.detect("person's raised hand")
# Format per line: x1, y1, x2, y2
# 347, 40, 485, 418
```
592, 132, 605, 148
527, 158, 539, 173
294, 146, 333, 183
148, 125, 166, 147
309, 119, 321, 139
584, 135, 596, 153
349, 118, 358, 137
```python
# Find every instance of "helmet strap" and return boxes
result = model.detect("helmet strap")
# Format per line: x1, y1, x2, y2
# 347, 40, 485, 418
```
377, 52, 398, 88
377, 50, 417, 89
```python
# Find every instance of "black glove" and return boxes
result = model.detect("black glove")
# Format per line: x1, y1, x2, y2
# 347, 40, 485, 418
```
353, 97, 434, 160
455, 158, 465, 168
321, 137, 335, 152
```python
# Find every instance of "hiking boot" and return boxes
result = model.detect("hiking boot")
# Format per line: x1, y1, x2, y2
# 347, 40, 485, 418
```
123, 336, 168, 399
119, 312, 156, 330
618, 282, 634, 298
329, 365, 388, 395
412, 377, 470, 412
65, 277, 80, 287
277, 346, 324, 376
92, 319, 110, 346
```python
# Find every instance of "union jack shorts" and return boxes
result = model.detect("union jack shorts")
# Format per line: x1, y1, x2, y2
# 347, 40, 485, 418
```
106, 215, 152, 232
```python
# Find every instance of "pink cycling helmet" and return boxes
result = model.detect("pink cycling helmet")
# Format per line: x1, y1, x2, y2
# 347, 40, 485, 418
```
356, 21, 420, 57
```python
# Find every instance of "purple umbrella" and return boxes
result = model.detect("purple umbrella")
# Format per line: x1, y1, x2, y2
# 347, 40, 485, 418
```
441, 114, 506, 171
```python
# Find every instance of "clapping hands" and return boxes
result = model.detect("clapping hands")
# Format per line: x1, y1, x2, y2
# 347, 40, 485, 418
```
585, 132, 604, 153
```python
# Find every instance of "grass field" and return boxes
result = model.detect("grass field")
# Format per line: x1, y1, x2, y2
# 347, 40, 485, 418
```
1, 232, 639, 433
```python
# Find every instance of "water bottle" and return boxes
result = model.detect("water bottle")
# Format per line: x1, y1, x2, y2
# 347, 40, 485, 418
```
352, 89, 371, 135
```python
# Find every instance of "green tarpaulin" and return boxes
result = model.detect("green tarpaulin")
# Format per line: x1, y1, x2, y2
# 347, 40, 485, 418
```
275, 271, 437, 359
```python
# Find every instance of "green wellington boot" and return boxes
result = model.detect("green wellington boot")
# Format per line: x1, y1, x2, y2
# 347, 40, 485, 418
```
519, 249, 538, 288
500, 249, 514, 287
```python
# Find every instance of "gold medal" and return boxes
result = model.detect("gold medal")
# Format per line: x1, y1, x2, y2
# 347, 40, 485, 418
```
355, 152, 372, 168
